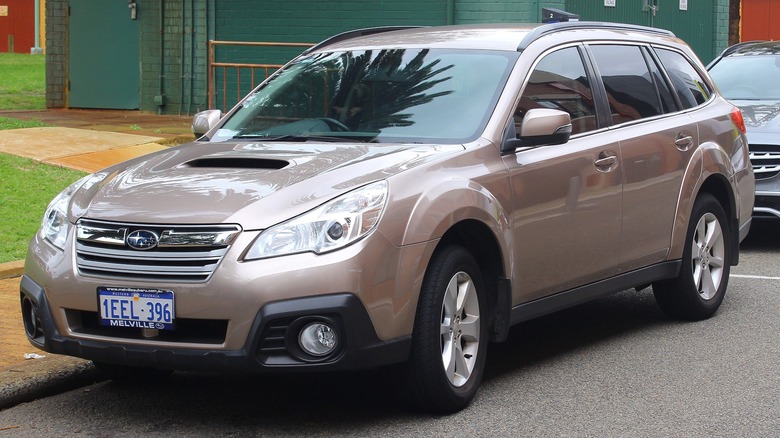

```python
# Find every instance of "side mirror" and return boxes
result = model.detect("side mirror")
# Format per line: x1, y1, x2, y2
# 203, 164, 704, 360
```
192, 109, 222, 137
501, 108, 573, 153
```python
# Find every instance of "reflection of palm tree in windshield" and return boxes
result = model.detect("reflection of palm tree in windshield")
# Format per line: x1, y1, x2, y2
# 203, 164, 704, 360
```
330, 49, 454, 131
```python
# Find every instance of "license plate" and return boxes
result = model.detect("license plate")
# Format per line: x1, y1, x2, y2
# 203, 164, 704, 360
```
98, 287, 175, 330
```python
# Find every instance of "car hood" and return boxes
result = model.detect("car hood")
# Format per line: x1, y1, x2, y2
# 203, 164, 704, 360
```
69, 141, 464, 229
732, 99, 780, 145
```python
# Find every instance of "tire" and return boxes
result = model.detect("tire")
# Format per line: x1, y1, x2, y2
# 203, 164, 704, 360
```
400, 245, 488, 413
93, 361, 173, 383
653, 193, 731, 320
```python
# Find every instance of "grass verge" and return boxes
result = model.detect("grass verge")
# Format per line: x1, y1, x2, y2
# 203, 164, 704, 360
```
0, 154, 86, 263
0, 117, 50, 130
0, 53, 46, 110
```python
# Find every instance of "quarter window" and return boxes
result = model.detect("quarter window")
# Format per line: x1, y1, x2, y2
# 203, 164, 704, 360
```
515, 46, 598, 135
655, 48, 711, 109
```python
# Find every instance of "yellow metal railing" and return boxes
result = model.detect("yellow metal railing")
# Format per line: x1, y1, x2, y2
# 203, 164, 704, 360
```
207, 40, 314, 111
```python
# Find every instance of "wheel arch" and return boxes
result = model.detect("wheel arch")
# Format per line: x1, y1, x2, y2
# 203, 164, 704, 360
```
434, 220, 511, 343
669, 143, 739, 264
697, 174, 740, 265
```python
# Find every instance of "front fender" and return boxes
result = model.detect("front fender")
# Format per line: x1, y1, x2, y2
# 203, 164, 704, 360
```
402, 179, 509, 247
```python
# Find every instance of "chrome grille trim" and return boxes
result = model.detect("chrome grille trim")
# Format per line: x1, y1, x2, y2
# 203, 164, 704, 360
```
749, 145, 780, 180
75, 220, 241, 283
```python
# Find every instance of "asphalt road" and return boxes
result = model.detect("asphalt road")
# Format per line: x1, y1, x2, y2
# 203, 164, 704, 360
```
1, 220, 778, 437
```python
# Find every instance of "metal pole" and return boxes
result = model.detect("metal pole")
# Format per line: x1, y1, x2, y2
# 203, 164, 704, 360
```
33, 0, 41, 53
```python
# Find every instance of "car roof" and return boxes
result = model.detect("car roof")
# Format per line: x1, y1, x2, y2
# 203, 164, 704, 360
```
306, 22, 678, 54
719, 40, 780, 57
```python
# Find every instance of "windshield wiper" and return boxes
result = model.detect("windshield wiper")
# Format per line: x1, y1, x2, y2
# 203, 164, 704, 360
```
232, 134, 378, 143
232, 134, 307, 141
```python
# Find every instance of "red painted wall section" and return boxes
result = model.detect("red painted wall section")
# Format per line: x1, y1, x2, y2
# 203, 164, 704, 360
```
0, 0, 35, 53
742, 0, 780, 41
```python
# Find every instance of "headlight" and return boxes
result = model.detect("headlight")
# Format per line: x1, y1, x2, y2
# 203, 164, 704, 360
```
245, 180, 388, 260
40, 174, 102, 250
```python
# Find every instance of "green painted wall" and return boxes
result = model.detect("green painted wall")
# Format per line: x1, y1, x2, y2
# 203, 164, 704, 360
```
44, 0, 593, 113
209, 0, 563, 112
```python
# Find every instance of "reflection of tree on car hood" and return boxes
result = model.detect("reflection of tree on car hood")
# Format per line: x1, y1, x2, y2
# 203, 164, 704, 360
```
731, 100, 780, 131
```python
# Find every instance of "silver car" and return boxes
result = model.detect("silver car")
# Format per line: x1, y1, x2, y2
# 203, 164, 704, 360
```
22, 22, 754, 413
708, 40, 780, 220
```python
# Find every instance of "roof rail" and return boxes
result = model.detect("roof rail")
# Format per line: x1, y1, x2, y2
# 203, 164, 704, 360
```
303, 26, 425, 55
518, 21, 675, 51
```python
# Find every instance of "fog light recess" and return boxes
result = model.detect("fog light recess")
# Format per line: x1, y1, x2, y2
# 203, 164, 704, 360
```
22, 295, 44, 341
298, 321, 338, 357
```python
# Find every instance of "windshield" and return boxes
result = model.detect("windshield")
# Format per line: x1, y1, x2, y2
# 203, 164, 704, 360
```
212, 48, 517, 143
709, 55, 780, 100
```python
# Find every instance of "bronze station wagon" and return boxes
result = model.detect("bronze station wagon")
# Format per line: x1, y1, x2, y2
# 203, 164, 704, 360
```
22, 22, 755, 413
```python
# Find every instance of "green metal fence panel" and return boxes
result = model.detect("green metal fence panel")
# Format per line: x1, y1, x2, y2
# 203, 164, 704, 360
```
564, 1, 715, 63
207, 0, 549, 111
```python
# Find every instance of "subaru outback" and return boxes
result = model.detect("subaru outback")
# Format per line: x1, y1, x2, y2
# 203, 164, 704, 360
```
22, 22, 754, 413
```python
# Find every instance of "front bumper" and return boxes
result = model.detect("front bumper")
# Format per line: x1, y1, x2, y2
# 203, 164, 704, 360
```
753, 171, 780, 219
20, 274, 410, 372
754, 192, 780, 219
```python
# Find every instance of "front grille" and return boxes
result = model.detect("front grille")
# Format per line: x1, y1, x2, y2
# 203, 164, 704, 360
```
749, 144, 780, 180
75, 219, 241, 283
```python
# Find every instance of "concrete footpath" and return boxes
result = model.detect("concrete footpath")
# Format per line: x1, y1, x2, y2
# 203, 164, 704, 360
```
0, 109, 195, 409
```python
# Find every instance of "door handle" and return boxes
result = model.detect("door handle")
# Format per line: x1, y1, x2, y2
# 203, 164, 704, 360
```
594, 150, 618, 172
675, 134, 693, 151
594, 156, 617, 167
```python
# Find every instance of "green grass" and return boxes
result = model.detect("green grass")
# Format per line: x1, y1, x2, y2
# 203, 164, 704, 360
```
0, 154, 86, 263
0, 53, 46, 110
0, 116, 49, 130
0, 54, 81, 262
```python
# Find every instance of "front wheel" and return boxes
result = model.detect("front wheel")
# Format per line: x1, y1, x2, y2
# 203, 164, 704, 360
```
400, 245, 488, 413
653, 193, 731, 320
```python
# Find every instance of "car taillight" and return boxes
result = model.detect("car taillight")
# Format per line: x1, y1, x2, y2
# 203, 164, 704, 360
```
730, 107, 747, 134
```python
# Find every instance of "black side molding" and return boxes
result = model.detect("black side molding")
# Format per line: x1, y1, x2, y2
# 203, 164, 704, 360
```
510, 261, 681, 325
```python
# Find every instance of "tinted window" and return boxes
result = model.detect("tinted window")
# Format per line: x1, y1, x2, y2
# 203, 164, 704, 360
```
589, 44, 663, 124
645, 49, 678, 113
515, 46, 597, 135
655, 48, 711, 109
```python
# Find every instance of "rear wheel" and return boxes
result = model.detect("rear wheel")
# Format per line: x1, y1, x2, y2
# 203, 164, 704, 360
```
400, 245, 488, 413
653, 194, 731, 320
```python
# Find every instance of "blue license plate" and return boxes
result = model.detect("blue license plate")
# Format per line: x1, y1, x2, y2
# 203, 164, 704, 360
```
98, 287, 175, 330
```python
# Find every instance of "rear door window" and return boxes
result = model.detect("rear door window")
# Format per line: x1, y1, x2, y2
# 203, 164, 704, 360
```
588, 44, 664, 124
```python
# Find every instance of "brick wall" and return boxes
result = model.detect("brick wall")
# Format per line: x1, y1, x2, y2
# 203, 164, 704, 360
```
139, 0, 209, 114
712, 0, 729, 60
44, 0, 67, 108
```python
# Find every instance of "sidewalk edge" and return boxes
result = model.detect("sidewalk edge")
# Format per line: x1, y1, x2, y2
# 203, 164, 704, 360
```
0, 260, 24, 280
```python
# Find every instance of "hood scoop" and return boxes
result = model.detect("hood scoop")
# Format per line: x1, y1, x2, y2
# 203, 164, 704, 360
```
183, 157, 289, 170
